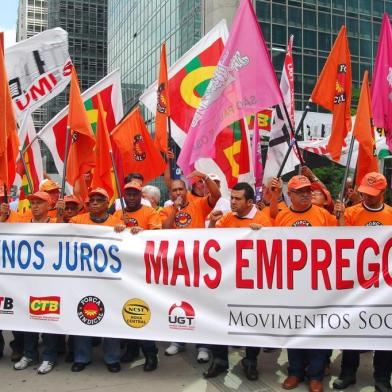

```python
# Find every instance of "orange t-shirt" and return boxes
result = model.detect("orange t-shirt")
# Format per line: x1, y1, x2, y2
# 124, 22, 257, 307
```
216, 209, 272, 228
344, 203, 392, 226
4, 211, 55, 223
160, 196, 212, 229
70, 213, 121, 227
275, 204, 337, 227
113, 205, 161, 229
261, 201, 288, 221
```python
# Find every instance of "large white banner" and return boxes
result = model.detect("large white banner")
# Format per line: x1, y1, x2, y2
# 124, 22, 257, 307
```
0, 223, 392, 350
5, 28, 71, 119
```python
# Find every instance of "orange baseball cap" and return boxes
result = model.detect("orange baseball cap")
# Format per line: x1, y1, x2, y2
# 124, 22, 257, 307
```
311, 182, 334, 213
64, 195, 82, 207
124, 180, 142, 191
88, 187, 109, 199
39, 179, 60, 192
288, 175, 312, 190
358, 172, 387, 196
27, 191, 51, 203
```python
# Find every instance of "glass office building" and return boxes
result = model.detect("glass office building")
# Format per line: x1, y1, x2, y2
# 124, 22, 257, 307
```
108, 0, 202, 113
256, 0, 392, 110
109, 0, 391, 112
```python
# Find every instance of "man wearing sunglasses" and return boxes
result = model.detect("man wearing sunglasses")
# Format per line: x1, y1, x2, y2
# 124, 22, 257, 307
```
272, 175, 336, 392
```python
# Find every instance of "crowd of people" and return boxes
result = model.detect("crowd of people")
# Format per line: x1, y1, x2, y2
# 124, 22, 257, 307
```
0, 166, 391, 392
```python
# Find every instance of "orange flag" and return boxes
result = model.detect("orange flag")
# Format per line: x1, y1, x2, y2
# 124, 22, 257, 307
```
66, 66, 95, 186
91, 94, 114, 199
353, 70, 378, 185
311, 26, 352, 161
0, 32, 20, 188
155, 42, 171, 153
111, 107, 166, 183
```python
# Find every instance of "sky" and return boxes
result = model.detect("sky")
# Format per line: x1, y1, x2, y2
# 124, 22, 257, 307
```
0, 0, 19, 48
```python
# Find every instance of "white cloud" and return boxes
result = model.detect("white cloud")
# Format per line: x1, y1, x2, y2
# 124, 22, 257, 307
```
0, 26, 16, 48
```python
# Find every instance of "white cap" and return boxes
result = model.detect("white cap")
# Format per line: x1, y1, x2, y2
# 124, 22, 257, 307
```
207, 173, 220, 182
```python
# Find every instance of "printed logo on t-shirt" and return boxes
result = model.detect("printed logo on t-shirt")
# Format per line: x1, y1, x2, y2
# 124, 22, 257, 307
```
175, 212, 192, 228
126, 217, 139, 227
365, 221, 383, 226
292, 220, 312, 227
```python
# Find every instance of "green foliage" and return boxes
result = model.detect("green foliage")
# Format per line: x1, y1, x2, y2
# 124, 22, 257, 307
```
313, 164, 347, 199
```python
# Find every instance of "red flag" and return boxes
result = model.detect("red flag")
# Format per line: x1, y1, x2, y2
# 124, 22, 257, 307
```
155, 42, 171, 153
66, 66, 95, 186
0, 32, 20, 188
111, 107, 166, 183
91, 94, 114, 199
353, 71, 379, 185
311, 26, 352, 161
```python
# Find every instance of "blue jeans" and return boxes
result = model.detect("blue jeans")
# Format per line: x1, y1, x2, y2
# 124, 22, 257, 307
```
24, 332, 58, 362
73, 336, 120, 364
287, 348, 331, 381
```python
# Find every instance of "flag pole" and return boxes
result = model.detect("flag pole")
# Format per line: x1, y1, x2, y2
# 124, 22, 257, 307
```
60, 125, 71, 199
276, 103, 311, 178
167, 116, 176, 179
280, 101, 305, 166
336, 133, 355, 219
18, 147, 34, 193
109, 149, 125, 214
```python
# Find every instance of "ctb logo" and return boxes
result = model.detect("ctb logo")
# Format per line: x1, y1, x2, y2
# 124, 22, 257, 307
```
29, 296, 60, 320
168, 301, 195, 330
0, 296, 14, 314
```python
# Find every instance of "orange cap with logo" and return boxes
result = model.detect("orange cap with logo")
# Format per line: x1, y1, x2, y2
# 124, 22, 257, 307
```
27, 191, 51, 203
88, 187, 109, 200
39, 179, 60, 192
288, 175, 312, 190
358, 172, 387, 196
124, 180, 142, 191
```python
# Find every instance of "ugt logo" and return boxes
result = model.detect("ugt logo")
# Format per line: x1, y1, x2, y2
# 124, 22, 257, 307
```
168, 301, 195, 330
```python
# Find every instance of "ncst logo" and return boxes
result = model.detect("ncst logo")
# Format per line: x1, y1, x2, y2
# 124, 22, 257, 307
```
168, 301, 195, 330
29, 296, 60, 316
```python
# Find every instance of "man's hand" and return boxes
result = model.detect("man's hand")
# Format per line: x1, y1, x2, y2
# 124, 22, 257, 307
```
210, 210, 223, 223
187, 170, 206, 180
334, 199, 346, 226
0, 203, 10, 221
130, 226, 143, 235
300, 165, 317, 182
56, 199, 65, 215
256, 200, 266, 211
270, 177, 282, 196
173, 196, 183, 210
250, 223, 263, 230
114, 224, 126, 233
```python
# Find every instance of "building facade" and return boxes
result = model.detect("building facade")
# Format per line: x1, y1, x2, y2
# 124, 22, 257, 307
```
108, 0, 203, 113
46, 0, 108, 122
108, 0, 392, 113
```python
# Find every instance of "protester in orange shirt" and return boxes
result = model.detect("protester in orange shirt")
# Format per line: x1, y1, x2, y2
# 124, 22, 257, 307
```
12, 192, 58, 375
162, 171, 220, 361
70, 188, 121, 227
160, 171, 221, 229
56, 195, 83, 223
113, 180, 160, 371
114, 181, 161, 233
334, 172, 392, 392
273, 175, 335, 392
205, 182, 271, 381
39, 179, 61, 218
273, 175, 336, 227
69, 187, 122, 373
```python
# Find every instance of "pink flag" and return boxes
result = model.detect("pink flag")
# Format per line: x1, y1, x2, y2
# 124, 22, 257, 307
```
177, 0, 282, 175
252, 114, 263, 189
371, 13, 392, 151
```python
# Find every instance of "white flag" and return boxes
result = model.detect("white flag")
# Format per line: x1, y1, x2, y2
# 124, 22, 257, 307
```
263, 36, 300, 181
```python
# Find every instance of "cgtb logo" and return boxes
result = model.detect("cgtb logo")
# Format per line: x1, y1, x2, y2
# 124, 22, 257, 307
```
29, 296, 60, 321
0, 296, 14, 314
168, 301, 195, 330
